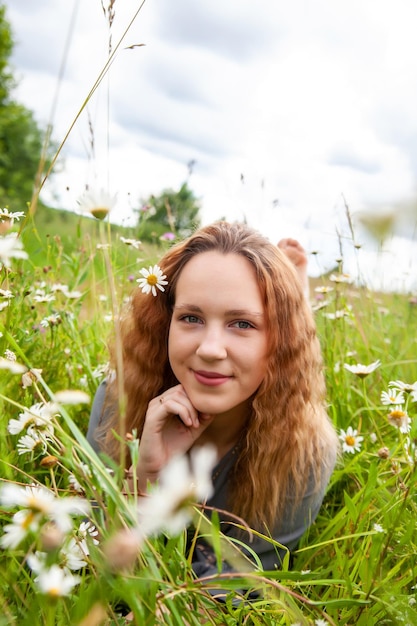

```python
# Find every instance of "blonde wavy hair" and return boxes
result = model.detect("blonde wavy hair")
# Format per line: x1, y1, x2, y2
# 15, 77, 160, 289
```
101, 221, 338, 530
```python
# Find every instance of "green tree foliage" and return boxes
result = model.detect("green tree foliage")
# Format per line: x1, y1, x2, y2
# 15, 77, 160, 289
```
0, 4, 46, 211
136, 181, 201, 242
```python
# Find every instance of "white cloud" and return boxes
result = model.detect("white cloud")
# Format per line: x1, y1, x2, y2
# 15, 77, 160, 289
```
5, 0, 417, 291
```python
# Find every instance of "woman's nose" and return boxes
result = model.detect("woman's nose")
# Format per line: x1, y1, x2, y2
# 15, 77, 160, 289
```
195, 327, 227, 360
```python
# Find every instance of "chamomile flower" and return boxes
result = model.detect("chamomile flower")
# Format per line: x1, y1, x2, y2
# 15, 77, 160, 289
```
0, 356, 27, 374
344, 360, 381, 378
8, 402, 57, 436
0, 483, 90, 533
77, 521, 99, 546
53, 390, 90, 405
120, 236, 142, 249
16, 432, 48, 456
0, 208, 25, 222
329, 273, 352, 284
389, 380, 417, 394
139, 445, 216, 536
0, 509, 41, 548
77, 188, 117, 220
381, 389, 406, 405
339, 426, 364, 454
387, 406, 411, 433
137, 264, 168, 296
33, 564, 81, 597
0, 232, 28, 266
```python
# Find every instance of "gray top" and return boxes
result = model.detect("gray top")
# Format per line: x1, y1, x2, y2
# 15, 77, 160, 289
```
87, 380, 334, 576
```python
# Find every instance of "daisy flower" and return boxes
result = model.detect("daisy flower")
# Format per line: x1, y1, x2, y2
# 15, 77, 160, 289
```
53, 390, 90, 405
339, 426, 364, 454
120, 236, 142, 249
0, 232, 28, 266
8, 402, 58, 436
137, 264, 168, 296
324, 310, 348, 320
389, 380, 417, 394
0, 207, 25, 222
32, 564, 81, 597
0, 509, 41, 548
344, 359, 381, 378
0, 356, 27, 374
328, 273, 352, 284
380, 389, 406, 405
76, 520, 99, 546
314, 285, 334, 294
387, 406, 411, 433
16, 432, 48, 456
77, 188, 117, 220
21, 368, 42, 389
139, 445, 217, 536
0, 483, 90, 533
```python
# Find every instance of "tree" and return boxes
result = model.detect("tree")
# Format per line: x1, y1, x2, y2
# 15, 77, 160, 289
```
136, 181, 201, 242
0, 4, 48, 211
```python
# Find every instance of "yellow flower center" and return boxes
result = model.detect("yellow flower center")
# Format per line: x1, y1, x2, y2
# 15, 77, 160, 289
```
48, 587, 61, 598
147, 274, 158, 286
345, 436, 356, 446
389, 410, 405, 421
22, 511, 36, 530
90, 207, 109, 220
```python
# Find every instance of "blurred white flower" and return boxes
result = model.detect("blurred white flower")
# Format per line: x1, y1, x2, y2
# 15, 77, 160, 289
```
0, 356, 27, 374
139, 446, 217, 536
120, 236, 142, 249
78, 188, 117, 220
0, 509, 41, 548
137, 264, 168, 296
389, 379, 417, 394
324, 310, 348, 320
328, 273, 352, 284
373, 523, 385, 533
21, 368, 42, 389
32, 564, 80, 597
0, 483, 90, 533
0, 233, 28, 266
54, 390, 90, 405
344, 360, 381, 378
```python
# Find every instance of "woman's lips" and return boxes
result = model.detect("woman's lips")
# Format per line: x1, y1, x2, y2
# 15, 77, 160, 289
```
193, 370, 231, 387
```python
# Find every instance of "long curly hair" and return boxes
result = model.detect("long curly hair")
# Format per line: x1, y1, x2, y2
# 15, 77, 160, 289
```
100, 221, 338, 530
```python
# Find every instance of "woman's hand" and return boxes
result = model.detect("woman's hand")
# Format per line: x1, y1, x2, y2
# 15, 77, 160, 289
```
134, 384, 214, 490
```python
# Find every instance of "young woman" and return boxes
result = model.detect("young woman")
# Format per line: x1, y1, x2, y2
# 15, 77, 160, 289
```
87, 221, 338, 574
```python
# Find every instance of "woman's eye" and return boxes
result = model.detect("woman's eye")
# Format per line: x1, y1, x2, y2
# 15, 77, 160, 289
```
231, 320, 254, 329
182, 315, 202, 324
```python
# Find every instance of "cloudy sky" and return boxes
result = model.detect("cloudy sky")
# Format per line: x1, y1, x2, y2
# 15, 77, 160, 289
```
6, 0, 417, 289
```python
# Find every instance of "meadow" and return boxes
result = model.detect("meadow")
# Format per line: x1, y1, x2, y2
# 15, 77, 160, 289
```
0, 204, 416, 625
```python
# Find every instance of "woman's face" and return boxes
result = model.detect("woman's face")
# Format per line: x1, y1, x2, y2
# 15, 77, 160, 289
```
168, 251, 269, 422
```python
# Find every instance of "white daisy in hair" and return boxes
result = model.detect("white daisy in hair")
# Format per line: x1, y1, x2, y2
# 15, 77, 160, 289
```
137, 264, 168, 296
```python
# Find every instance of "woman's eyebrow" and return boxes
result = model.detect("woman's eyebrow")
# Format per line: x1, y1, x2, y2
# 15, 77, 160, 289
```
174, 304, 263, 317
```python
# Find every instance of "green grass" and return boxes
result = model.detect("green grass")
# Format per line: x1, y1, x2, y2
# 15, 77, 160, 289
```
0, 209, 417, 625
